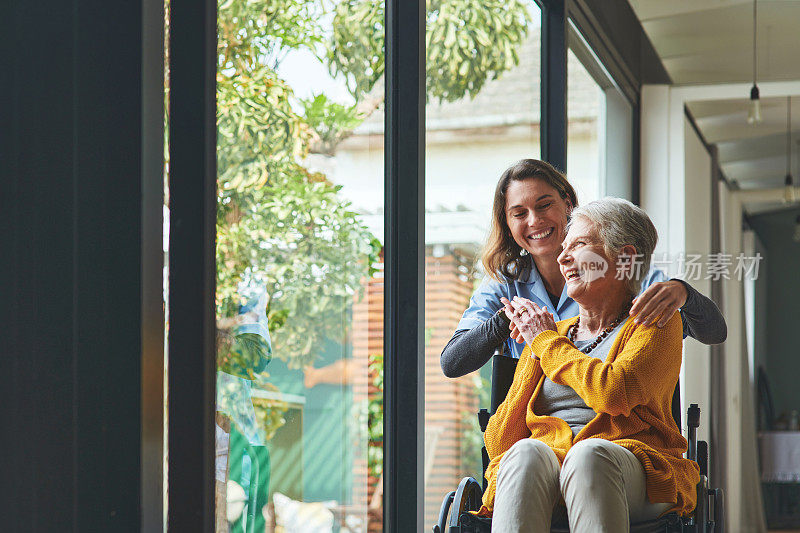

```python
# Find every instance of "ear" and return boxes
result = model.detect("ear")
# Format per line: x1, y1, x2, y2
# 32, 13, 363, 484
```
615, 245, 639, 277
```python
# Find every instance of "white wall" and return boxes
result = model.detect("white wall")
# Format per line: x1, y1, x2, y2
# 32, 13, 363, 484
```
640, 87, 713, 441
683, 118, 713, 444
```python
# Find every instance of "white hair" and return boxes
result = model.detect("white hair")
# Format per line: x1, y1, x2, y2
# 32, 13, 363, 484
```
567, 197, 658, 296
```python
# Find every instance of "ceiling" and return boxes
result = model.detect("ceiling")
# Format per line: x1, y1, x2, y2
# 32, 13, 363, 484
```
689, 96, 800, 188
629, 0, 800, 196
629, 0, 800, 85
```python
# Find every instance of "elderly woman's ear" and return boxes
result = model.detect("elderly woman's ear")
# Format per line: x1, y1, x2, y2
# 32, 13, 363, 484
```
614, 244, 639, 281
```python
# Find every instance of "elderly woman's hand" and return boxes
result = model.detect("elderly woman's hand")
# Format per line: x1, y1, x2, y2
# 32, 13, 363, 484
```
629, 280, 688, 328
500, 296, 557, 353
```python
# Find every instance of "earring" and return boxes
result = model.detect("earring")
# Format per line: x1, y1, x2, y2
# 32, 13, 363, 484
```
519, 248, 528, 256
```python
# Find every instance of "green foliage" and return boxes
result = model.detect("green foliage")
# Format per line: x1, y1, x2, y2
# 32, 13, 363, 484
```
217, 68, 312, 194
216, 163, 381, 369
328, 0, 385, 98
216, 0, 380, 370
329, 0, 532, 102
367, 353, 384, 478
218, 0, 324, 70
301, 94, 362, 147
426, 0, 531, 102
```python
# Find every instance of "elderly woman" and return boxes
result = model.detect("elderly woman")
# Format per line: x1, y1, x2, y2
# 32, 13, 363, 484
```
480, 198, 700, 533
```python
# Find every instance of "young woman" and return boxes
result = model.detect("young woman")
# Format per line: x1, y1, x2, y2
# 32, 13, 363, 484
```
440, 159, 726, 378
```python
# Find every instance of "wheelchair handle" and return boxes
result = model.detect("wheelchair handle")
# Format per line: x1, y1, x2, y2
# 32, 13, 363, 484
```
478, 409, 490, 432
688, 403, 700, 428
687, 404, 700, 462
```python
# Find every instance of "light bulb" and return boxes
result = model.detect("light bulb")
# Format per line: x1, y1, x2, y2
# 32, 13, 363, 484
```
748, 85, 762, 125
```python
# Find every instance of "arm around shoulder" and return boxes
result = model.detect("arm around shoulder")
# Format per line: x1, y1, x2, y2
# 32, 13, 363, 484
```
675, 279, 727, 344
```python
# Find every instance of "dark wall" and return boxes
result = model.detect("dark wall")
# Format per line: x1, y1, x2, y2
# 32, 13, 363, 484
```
1, 0, 163, 531
749, 209, 800, 418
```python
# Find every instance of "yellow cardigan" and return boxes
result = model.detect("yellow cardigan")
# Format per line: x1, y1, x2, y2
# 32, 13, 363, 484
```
479, 312, 700, 517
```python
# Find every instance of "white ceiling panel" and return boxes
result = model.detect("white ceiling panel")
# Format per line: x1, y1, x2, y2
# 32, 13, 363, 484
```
628, 1, 800, 190
630, 0, 800, 85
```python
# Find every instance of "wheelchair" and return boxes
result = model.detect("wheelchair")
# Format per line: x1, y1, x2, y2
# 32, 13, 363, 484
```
434, 349, 725, 533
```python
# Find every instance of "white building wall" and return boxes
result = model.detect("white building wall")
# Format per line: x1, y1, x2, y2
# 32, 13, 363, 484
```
326, 133, 599, 245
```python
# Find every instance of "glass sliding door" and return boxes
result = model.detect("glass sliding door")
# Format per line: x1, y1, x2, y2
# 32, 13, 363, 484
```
215, 1, 385, 530
423, 1, 542, 526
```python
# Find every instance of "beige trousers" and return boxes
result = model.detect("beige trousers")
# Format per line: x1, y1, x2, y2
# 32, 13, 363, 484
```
491, 438, 673, 533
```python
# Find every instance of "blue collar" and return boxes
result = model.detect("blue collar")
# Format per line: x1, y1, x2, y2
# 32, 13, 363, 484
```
517, 257, 570, 313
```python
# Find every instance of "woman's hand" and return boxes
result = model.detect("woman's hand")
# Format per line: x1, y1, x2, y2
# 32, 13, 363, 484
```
500, 296, 557, 353
629, 280, 688, 328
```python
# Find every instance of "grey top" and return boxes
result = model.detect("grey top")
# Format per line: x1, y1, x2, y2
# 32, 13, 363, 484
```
440, 279, 727, 378
533, 319, 627, 437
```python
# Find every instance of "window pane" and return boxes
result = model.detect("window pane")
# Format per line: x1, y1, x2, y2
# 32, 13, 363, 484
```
567, 47, 604, 203
215, 1, 384, 531
424, 2, 542, 527
567, 32, 634, 203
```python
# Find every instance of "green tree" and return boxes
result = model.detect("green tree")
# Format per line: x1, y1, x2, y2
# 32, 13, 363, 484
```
215, 0, 531, 372
329, 0, 531, 102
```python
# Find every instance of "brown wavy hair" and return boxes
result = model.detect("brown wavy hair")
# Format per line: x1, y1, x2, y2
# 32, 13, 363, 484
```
482, 159, 578, 282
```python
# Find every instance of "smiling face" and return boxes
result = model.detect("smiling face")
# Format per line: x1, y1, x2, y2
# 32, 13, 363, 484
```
504, 178, 572, 259
556, 216, 619, 302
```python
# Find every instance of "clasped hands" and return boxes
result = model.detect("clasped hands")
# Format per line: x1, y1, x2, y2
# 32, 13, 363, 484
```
500, 280, 688, 359
500, 296, 557, 354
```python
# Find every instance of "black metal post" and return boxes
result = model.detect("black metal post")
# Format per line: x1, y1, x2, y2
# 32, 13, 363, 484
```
168, 0, 218, 530
142, 0, 167, 529
541, 0, 568, 172
384, 0, 425, 530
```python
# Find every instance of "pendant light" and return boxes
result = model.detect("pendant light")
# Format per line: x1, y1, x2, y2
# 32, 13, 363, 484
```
785, 96, 795, 203
747, 0, 762, 124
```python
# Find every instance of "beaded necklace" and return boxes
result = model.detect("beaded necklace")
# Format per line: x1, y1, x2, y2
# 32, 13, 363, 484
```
567, 307, 630, 355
